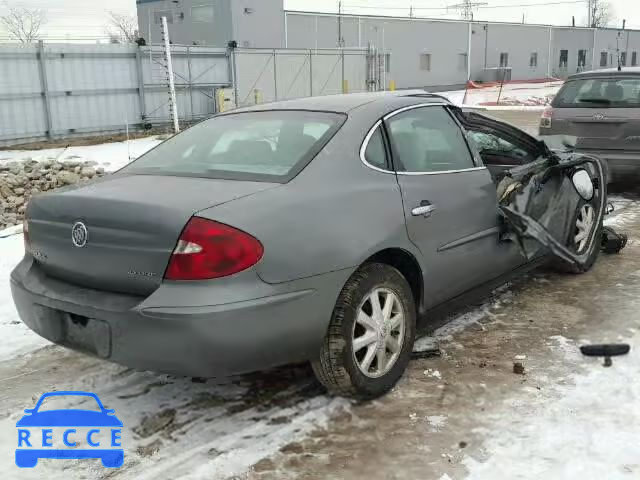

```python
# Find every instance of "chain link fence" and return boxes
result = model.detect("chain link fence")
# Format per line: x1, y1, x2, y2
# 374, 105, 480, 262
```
230, 48, 369, 109
0, 43, 371, 146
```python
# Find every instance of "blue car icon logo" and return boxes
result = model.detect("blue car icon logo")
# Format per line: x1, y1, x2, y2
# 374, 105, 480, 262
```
16, 391, 123, 468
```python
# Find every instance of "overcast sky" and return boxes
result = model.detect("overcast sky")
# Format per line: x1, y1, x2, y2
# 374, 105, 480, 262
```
1, 0, 639, 40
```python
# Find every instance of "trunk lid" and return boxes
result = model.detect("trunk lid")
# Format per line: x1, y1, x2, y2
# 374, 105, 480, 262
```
551, 107, 640, 151
27, 174, 277, 295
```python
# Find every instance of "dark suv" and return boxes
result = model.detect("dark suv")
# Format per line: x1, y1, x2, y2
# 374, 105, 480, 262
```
539, 68, 640, 183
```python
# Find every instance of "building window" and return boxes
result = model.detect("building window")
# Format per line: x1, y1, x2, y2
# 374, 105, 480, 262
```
385, 53, 391, 73
192, 4, 214, 23
577, 49, 587, 67
420, 53, 431, 71
621, 51, 627, 66
600, 51, 608, 67
530, 52, 538, 67
154, 11, 173, 24
559, 49, 568, 68
633, 52, 638, 66
499, 52, 508, 67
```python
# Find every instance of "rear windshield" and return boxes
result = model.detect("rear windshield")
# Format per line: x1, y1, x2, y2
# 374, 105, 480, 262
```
552, 77, 640, 108
122, 110, 346, 182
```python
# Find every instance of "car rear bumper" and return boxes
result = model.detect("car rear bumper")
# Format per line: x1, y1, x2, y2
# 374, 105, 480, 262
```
11, 257, 352, 377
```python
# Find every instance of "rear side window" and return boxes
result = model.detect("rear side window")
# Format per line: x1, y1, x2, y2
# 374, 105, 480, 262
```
123, 111, 346, 182
552, 77, 640, 108
363, 126, 388, 170
386, 106, 475, 173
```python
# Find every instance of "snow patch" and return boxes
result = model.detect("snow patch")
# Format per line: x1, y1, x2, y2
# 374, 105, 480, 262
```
423, 369, 442, 379
438, 81, 562, 108
464, 332, 640, 480
0, 136, 162, 173
0, 234, 48, 361
427, 415, 447, 430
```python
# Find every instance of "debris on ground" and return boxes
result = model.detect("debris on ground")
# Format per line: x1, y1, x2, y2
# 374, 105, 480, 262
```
411, 346, 442, 359
513, 362, 526, 375
580, 343, 631, 367
601, 226, 628, 254
423, 369, 442, 379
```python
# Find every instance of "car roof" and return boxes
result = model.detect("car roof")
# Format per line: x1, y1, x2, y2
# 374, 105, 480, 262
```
228, 90, 451, 114
568, 67, 640, 79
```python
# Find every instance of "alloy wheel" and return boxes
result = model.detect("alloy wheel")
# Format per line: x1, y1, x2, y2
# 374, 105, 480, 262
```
352, 287, 405, 378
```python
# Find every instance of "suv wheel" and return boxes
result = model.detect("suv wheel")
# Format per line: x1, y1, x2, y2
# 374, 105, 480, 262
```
312, 263, 416, 399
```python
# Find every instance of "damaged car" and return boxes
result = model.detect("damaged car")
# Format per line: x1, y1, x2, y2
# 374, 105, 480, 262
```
11, 92, 605, 400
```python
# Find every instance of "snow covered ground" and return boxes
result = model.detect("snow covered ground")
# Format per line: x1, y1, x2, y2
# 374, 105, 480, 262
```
0, 136, 163, 173
439, 80, 563, 108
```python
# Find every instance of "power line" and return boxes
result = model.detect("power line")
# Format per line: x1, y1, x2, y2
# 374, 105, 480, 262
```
343, 0, 587, 10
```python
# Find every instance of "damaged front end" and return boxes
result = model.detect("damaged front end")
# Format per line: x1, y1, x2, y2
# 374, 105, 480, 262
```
497, 151, 606, 269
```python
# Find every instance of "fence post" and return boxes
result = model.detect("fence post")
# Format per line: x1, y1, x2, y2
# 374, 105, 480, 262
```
273, 49, 278, 101
309, 49, 313, 96
135, 47, 147, 124
232, 47, 239, 108
36, 40, 53, 139
341, 49, 346, 93
187, 46, 195, 120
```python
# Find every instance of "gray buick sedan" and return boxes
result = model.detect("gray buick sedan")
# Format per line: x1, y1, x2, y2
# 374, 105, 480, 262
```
11, 92, 604, 399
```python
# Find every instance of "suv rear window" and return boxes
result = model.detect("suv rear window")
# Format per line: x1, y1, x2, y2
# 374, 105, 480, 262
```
123, 110, 346, 182
552, 77, 640, 108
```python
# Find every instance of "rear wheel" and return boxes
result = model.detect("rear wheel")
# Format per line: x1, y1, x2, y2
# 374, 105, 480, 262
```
312, 263, 416, 399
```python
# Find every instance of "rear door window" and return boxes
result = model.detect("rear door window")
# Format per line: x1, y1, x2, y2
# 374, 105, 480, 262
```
122, 111, 346, 182
385, 106, 475, 173
552, 77, 640, 108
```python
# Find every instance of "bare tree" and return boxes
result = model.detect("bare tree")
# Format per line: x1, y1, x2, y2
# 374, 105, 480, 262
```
590, 0, 613, 28
106, 12, 139, 44
0, 4, 47, 43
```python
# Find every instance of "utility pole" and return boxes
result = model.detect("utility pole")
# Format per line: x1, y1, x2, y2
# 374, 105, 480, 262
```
447, 0, 487, 21
337, 0, 344, 47
587, 0, 592, 27
161, 16, 179, 134
409, 5, 414, 18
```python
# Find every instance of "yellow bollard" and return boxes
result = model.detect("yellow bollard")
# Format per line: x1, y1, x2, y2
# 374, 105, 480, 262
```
342, 79, 349, 94
217, 89, 226, 113
254, 89, 262, 105
389, 79, 396, 91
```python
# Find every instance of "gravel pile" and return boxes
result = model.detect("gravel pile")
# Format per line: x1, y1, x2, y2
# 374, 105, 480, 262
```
0, 159, 106, 229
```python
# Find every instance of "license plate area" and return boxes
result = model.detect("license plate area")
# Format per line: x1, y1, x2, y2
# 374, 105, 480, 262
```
61, 313, 111, 358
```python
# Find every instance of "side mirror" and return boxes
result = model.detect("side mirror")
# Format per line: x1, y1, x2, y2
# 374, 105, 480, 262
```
23, 409, 34, 414
571, 169, 594, 201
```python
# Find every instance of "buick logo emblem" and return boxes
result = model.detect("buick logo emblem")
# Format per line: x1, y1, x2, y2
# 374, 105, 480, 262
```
71, 222, 88, 248
593, 112, 606, 120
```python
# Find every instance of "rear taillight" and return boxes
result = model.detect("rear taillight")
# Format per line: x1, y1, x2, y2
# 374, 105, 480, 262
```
540, 106, 553, 128
164, 217, 263, 280
23, 219, 30, 251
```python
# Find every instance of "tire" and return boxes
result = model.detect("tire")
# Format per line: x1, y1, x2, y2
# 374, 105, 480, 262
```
554, 199, 601, 274
311, 263, 416, 400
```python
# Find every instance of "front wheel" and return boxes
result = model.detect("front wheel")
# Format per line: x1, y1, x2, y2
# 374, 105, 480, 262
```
312, 263, 416, 400
555, 200, 601, 274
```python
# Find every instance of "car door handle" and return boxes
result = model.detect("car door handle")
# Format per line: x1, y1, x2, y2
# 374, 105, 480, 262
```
411, 203, 436, 217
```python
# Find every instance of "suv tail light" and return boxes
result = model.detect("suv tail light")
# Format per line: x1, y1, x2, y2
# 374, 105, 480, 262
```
164, 217, 263, 280
540, 106, 553, 128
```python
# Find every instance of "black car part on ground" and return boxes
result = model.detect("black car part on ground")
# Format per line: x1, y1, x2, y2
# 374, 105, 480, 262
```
601, 226, 628, 254
496, 153, 606, 269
